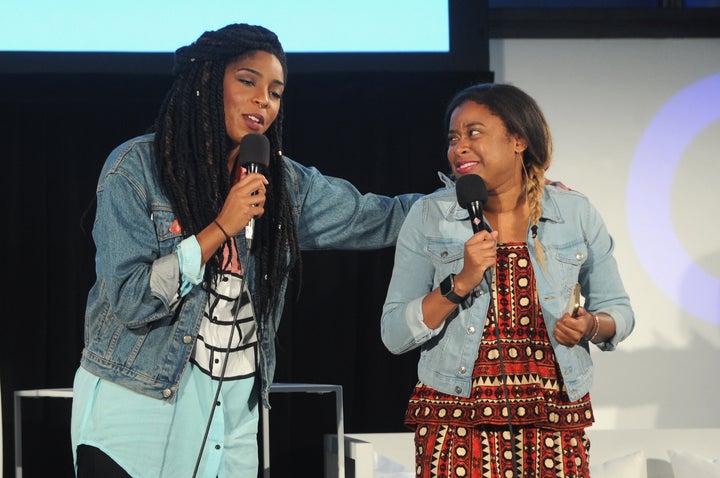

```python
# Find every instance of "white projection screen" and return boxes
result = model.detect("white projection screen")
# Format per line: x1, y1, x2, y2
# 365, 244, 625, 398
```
0, 0, 448, 53
0, 0, 492, 74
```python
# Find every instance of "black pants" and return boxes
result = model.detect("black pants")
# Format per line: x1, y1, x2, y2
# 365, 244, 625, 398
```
76, 445, 132, 478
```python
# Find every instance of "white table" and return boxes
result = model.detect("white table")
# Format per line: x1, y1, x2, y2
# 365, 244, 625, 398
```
14, 383, 345, 478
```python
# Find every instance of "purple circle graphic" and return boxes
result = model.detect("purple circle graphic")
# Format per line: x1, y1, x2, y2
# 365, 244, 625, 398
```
627, 72, 720, 323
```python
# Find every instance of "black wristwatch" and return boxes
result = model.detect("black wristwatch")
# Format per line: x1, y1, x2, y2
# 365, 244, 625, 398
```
440, 274, 469, 304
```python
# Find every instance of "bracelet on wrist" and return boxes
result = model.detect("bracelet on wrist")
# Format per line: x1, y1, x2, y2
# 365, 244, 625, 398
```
588, 314, 600, 342
213, 220, 231, 241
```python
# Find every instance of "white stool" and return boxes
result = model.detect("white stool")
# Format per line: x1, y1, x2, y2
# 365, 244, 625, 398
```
263, 383, 345, 478
13, 388, 74, 478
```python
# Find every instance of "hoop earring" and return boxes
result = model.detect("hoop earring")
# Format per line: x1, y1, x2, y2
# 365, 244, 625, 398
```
520, 156, 529, 188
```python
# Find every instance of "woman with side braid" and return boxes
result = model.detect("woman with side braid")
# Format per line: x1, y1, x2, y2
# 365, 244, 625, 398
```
70, 23, 418, 478
381, 83, 634, 477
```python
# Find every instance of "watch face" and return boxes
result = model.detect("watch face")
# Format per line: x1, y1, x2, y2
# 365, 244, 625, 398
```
441, 274, 454, 296
440, 273, 467, 304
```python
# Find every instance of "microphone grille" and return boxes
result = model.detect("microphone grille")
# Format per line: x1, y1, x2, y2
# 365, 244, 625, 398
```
455, 174, 488, 209
237, 134, 270, 167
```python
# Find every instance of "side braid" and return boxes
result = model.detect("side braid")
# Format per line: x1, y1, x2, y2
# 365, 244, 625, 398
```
525, 161, 546, 267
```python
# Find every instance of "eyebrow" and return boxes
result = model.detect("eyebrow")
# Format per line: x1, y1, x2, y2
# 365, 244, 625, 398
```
448, 121, 486, 134
236, 67, 285, 87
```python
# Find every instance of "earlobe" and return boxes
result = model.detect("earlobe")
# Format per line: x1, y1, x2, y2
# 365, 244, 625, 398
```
513, 136, 527, 153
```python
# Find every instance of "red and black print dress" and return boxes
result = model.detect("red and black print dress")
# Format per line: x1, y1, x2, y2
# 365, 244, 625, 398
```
405, 243, 594, 478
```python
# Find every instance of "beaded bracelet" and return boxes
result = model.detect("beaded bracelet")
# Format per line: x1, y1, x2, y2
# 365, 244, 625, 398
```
213, 220, 231, 241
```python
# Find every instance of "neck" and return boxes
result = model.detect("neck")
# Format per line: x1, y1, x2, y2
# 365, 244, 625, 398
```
483, 178, 526, 215
228, 148, 239, 174
483, 185, 530, 243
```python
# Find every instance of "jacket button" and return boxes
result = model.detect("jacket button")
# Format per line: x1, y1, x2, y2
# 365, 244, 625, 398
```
576, 252, 584, 260
162, 389, 173, 398
458, 366, 466, 374
455, 386, 462, 394
183, 335, 192, 344
467, 326, 476, 334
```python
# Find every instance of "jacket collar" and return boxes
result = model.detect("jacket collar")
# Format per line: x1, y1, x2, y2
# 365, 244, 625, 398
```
439, 171, 567, 226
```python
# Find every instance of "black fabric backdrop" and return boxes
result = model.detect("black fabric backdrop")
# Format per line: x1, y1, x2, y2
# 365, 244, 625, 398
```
0, 68, 492, 477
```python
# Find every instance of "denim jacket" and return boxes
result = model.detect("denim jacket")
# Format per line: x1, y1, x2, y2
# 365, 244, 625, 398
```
381, 174, 634, 402
80, 133, 419, 407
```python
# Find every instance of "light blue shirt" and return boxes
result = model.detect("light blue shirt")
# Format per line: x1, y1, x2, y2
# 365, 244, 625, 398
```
73, 235, 260, 477
72, 365, 258, 478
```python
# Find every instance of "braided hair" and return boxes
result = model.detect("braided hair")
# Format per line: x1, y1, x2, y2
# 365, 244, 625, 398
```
153, 23, 301, 322
444, 83, 553, 265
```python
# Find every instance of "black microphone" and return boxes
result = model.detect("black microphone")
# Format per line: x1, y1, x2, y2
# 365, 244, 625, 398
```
235, 134, 270, 242
455, 174, 489, 234
456, 174, 494, 290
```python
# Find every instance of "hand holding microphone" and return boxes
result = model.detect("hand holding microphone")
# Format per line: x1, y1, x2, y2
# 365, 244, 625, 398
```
216, 134, 270, 244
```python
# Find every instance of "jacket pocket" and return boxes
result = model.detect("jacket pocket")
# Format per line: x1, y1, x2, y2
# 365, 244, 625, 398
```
426, 238, 464, 275
545, 239, 588, 288
151, 209, 183, 255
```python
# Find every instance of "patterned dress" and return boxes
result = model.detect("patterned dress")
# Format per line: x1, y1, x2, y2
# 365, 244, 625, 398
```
405, 243, 594, 478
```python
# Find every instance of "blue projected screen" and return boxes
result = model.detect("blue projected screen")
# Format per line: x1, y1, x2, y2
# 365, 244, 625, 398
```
0, 0, 449, 53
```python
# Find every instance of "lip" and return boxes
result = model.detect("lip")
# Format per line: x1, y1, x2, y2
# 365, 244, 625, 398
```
243, 113, 265, 131
455, 161, 479, 175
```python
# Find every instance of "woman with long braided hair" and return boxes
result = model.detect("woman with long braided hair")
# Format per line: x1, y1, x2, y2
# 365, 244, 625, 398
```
381, 83, 634, 477
71, 23, 418, 478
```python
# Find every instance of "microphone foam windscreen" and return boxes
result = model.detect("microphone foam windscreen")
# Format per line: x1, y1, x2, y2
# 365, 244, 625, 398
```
237, 133, 270, 167
455, 174, 488, 209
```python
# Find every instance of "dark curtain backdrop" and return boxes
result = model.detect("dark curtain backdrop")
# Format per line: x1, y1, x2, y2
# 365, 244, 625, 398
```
0, 68, 492, 477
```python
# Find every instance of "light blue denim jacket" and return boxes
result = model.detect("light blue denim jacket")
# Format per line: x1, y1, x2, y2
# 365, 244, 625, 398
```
381, 173, 634, 402
80, 133, 419, 407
